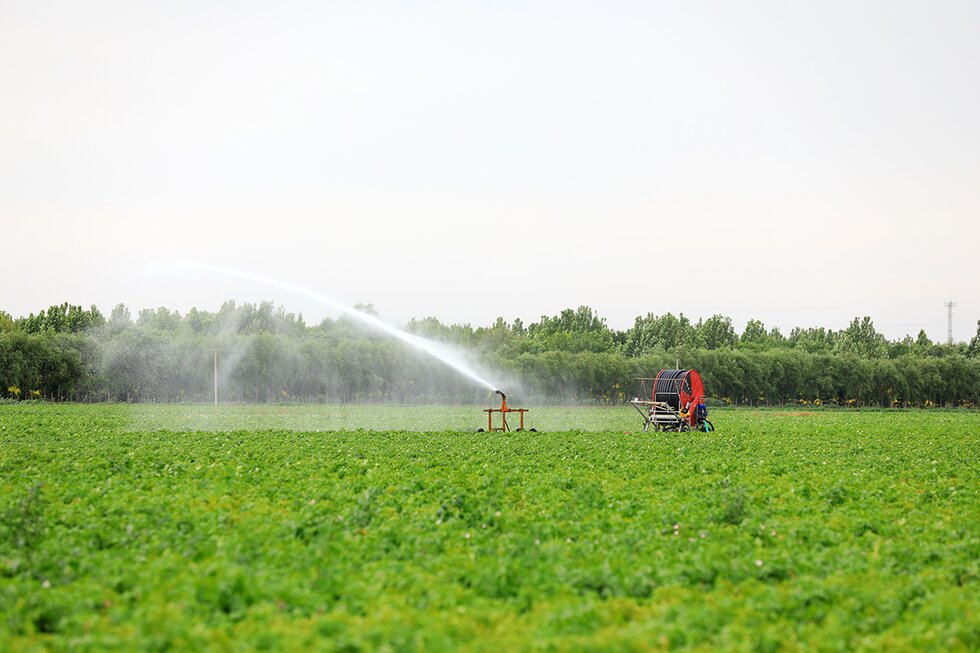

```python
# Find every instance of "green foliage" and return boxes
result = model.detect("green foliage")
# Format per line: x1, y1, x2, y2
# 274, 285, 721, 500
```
969, 321, 980, 358
527, 306, 615, 353
474, 317, 521, 356
789, 326, 839, 354
836, 317, 888, 358
741, 319, 768, 345
697, 314, 737, 350
0, 310, 16, 333
621, 312, 699, 356
107, 303, 132, 334
17, 303, 104, 334
0, 483, 47, 550
0, 405, 977, 650
1, 303, 979, 405
136, 306, 182, 332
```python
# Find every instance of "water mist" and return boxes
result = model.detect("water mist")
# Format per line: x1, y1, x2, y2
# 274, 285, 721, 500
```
150, 261, 502, 393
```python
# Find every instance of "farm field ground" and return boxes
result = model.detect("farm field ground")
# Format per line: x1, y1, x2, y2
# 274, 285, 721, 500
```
1, 404, 977, 651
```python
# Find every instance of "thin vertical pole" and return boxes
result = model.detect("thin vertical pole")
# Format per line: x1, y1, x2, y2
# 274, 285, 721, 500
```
945, 298, 956, 345
213, 349, 218, 405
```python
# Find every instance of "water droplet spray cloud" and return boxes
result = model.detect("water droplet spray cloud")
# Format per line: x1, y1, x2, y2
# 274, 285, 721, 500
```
148, 262, 501, 393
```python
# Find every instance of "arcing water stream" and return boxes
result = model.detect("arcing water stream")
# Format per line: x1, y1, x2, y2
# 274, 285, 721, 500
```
154, 262, 501, 392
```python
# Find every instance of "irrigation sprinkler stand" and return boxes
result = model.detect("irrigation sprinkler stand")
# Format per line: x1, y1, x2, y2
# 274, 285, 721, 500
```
484, 390, 529, 432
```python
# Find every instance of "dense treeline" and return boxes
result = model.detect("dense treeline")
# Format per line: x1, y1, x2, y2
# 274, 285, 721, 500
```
1, 302, 979, 406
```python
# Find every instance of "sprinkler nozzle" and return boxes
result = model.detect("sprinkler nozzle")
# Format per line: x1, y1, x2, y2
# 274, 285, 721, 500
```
495, 389, 506, 400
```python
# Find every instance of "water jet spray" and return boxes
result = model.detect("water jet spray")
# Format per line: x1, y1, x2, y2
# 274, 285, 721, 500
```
149, 262, 502, 393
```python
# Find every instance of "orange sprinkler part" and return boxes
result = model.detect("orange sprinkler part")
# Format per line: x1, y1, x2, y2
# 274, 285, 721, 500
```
484, 390, 529, 432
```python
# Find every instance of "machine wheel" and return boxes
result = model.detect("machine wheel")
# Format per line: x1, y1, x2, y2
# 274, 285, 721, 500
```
529, 428, 537, 432
698, 420, 714, 433
476, 428, 485, 433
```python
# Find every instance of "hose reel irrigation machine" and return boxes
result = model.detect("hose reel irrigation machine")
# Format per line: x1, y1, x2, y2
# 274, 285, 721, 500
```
630, 369, 715, 433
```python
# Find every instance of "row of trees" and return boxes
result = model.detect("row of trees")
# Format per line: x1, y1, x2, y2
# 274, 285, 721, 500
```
1, 302, 979, 406
11, 302, 978, 358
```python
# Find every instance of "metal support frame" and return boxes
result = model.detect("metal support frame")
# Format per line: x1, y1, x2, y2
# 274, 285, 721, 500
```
484, 392, 529, 432
629, 399, 689, 432
630, 377, 691, 432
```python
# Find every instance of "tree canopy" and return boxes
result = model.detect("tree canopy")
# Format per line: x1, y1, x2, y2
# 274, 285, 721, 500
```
1, 302, 977, 407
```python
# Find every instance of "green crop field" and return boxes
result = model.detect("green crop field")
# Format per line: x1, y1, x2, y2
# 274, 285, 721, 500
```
1, 404, 977, 651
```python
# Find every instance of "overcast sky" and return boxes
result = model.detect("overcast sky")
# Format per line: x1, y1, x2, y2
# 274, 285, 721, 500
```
2, 0, 977, 341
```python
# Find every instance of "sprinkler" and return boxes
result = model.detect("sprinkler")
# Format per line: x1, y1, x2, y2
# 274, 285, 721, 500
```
482, 389, 531, 432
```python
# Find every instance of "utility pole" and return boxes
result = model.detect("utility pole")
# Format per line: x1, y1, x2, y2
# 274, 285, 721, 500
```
945, 297, 956, 345
213, 349, 218, 405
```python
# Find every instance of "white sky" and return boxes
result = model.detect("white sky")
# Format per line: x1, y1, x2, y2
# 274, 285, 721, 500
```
1, 0, 978, 341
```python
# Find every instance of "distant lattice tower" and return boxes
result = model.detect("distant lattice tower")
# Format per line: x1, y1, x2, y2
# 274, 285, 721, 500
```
945, 297, 956, 345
